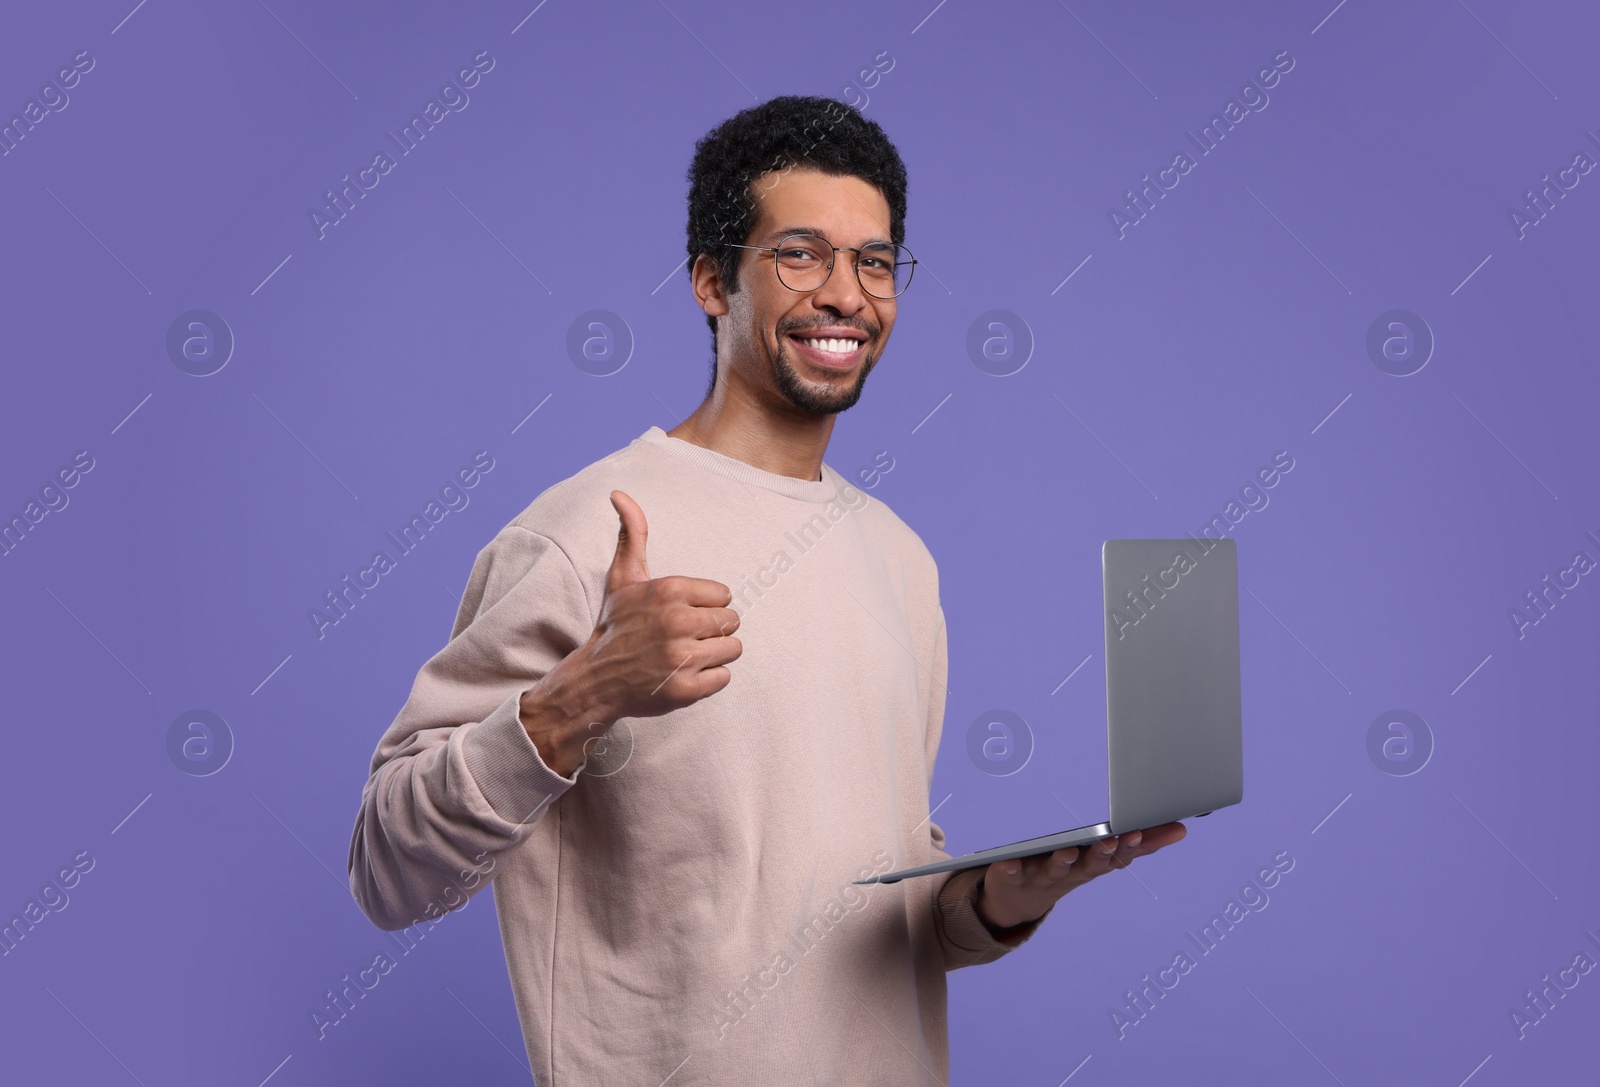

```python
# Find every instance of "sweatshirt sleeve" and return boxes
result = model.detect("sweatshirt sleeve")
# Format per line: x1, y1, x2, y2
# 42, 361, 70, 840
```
347, 524, 596, 931
922, 603, 1056, 970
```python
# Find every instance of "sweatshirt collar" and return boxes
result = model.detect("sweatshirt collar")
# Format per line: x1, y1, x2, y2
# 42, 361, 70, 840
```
639, 426, 854, 504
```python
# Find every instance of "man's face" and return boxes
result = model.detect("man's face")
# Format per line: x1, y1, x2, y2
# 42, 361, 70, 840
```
717, 167, 899, 416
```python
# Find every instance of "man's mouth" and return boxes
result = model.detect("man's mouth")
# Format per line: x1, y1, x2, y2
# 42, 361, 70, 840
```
787, 334, 866, 370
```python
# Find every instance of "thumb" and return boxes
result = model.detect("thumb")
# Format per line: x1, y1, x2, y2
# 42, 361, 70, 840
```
605, 489, 650, 592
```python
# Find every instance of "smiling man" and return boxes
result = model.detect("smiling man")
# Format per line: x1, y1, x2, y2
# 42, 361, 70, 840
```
348, 95, 1181, 1085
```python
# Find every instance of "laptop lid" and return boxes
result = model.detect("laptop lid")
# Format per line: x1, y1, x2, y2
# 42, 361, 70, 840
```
1102, 538, 1243, 833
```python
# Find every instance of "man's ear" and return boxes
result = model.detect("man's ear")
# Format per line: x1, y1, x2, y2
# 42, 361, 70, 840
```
691, 253, 731, 319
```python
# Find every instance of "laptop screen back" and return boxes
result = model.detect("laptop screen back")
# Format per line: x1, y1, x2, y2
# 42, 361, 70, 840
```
1101, 538, 1243, 833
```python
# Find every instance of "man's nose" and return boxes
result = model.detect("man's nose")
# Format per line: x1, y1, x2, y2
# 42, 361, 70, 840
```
810, 253, 868, 314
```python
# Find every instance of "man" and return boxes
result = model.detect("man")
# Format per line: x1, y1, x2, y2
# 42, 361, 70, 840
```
347, 94, 1183, 1084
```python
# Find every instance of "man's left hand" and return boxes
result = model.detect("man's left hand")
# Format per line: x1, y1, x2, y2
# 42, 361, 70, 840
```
975, 822, 1187, 935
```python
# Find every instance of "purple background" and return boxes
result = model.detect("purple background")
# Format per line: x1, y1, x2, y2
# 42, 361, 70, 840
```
3, 0, 1597, 1083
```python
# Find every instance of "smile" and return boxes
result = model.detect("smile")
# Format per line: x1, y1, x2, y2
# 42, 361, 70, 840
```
788, 334, 865, 370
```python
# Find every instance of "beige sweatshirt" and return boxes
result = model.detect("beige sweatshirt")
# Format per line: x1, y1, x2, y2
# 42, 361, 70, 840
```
347, 425, 1050, 1085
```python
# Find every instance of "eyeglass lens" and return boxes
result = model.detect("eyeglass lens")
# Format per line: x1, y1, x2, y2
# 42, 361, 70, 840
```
772, 235, 911, 297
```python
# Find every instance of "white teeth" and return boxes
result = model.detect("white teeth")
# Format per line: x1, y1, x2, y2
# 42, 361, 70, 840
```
798, 337, 858, 355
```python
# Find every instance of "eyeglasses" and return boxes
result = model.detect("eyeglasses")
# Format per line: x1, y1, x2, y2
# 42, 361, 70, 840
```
728, 233, 917, 299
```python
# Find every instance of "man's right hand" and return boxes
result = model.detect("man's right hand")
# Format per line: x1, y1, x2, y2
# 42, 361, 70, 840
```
517, 489, 743, 776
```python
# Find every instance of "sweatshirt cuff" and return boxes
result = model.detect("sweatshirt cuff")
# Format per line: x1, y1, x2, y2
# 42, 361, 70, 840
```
460, 689, 583, 825
937, 866, 1053, 955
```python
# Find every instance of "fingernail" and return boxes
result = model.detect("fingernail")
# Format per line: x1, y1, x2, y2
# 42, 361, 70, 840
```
1007, 864, 1019, 875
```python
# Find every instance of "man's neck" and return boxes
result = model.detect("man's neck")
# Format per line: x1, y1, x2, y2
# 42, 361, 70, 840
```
667, 386, 835, 483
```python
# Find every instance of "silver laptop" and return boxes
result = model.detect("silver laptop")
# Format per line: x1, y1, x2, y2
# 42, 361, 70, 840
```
856, 538, 1243, 885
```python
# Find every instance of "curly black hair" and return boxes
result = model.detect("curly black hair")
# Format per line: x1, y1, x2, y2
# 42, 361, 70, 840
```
684, 95, 909, 392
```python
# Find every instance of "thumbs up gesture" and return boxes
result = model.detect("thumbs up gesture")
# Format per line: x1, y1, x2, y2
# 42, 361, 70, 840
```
518, 490, 743, 775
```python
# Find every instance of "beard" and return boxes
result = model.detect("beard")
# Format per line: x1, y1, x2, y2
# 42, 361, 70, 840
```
769, 334, 877, 416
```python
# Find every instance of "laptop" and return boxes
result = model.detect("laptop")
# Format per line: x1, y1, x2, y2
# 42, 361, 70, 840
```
856, 537, 1243, 885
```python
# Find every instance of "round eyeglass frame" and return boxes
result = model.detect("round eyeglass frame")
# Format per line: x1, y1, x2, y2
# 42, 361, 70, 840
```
726, 233, 917, 299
